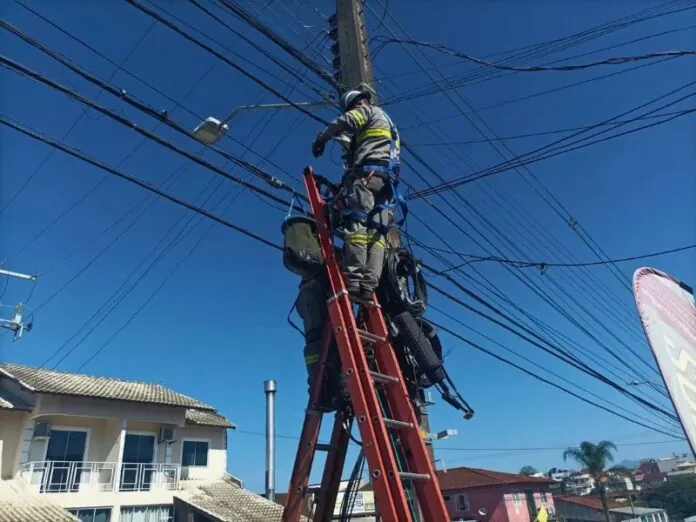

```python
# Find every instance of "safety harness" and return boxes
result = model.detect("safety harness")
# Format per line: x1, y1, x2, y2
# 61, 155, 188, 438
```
341, 110, 408, 236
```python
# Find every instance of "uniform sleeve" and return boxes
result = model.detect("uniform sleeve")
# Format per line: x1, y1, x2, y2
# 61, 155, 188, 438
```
318, 105, 370, 142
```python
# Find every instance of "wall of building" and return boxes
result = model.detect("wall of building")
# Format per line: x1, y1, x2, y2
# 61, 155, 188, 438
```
442, 485, 555, 522
35, 394, 187, 426
0, 410, 28, 479
171, 425, 227, 480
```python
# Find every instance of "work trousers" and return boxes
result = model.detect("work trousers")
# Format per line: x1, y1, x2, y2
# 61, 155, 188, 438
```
342, 175, 392, 296
296, 274, 328, 387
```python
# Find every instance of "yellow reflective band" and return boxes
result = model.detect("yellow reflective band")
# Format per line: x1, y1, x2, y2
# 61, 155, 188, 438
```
305, 354, 319, 364
344, 232, 386, 247
356, 127, 392, 144
347, 109, 366, 127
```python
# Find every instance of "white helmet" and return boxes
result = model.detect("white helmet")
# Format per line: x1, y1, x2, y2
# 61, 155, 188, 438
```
341, 89, 371, 111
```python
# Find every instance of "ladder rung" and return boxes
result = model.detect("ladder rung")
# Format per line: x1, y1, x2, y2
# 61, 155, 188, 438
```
369, 370, 399, 384
399, 471, 431, 481
383, 418, 413, 430
357, 329, 386, 344
315, 443, 333, 452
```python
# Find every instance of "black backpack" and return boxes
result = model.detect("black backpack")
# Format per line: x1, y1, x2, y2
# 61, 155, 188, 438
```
281, 216, 324, 277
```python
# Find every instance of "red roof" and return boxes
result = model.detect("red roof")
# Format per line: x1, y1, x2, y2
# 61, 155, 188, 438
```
436, 466, 550, 492
555, 496, 621, 510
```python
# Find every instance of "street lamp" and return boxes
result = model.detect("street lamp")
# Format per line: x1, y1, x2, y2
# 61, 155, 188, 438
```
192, 101, 331, 145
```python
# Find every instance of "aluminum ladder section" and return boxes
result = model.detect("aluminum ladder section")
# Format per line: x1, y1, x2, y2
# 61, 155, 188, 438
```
281, 166, 449, 522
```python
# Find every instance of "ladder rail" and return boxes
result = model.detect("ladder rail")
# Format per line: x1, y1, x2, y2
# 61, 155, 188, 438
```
283, 324, 335, 522
364, 304, 451, 519
312, 413, 351, 522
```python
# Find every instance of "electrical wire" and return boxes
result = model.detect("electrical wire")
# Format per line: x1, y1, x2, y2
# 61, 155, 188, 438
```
0, 115, 283, 251
424, 243, 696, 272
375, 37, 696, 72
369, 1, 660, 367
71, 23, 333, 370
0, 19, 155, 220
428, 318, 682, 439
405, 108, 693, 145
11, 0, 303, 188
0, 50, 298, 210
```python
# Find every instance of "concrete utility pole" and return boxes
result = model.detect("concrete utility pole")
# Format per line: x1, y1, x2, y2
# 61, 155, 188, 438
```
0, 267, 37, 341
332, 0, 436, 466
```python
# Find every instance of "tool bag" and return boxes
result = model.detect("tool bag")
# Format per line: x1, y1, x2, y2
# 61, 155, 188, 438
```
281, 215, 324, 277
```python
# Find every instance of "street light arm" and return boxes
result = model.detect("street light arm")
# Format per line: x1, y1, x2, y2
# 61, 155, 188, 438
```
219, 101, 331, 126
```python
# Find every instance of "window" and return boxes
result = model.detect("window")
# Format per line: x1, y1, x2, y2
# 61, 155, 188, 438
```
541, 491, 548, 503
45, 429, 88, 493
456, 494, 470, 512
443, 495, 451, 502
68, 508, 111, 522
120, 505, 173, 522
182, 440, 209, 467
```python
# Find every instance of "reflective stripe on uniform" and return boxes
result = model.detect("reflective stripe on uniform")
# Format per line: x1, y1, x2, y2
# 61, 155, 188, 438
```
305, 354, 320, 365
344, 231, 386, 248
347, 109, 366, 127
356, 127, 391, 144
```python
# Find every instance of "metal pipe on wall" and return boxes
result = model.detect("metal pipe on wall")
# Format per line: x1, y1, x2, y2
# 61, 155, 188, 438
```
264, 379, 277, 501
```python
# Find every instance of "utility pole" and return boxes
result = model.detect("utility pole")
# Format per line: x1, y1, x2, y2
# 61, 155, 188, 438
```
0, 267, 36, 342
331, 0, 436, 466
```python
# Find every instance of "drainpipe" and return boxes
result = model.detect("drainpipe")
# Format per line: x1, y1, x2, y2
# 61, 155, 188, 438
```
264, 379, 277, 502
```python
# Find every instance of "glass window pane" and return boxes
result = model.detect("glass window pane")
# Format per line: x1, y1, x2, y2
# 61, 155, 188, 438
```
66, 432, 87, 461
195, 442, 208, 466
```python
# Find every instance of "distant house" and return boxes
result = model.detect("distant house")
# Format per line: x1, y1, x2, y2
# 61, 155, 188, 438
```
555, 495, 669, 522
563, 473, 596, 496
0, 363, 284, 522
436, 466, 555, 522
275, 479, 376, 521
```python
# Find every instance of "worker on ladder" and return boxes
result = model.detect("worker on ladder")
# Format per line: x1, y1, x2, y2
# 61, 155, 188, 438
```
311, 88, 404, 301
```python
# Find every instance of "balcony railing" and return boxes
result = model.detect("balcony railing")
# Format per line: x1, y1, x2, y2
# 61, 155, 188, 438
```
19, 461, 180, 493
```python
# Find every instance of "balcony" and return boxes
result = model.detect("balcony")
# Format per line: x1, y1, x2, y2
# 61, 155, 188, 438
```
19, 461, 181, 494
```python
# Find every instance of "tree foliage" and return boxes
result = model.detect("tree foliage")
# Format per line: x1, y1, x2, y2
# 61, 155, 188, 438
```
638, 476, 696, 520
520, 465, 538, 476
562, 441, 617, 479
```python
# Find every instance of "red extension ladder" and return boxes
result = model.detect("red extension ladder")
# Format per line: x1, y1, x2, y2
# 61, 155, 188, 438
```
281, 166, 449, 522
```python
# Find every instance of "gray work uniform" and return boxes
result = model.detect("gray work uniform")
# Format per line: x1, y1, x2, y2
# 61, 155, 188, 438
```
296, 273, 328, 388
296, 272, 348, 409
317, 104, 400, 296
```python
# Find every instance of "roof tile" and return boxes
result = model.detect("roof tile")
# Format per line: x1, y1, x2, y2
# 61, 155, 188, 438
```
0, 480, 79, 522
436, 466, 550, 491
186, 409, 236, 429
176, 477, 299, 522
555, 495, 621, 510
0, 363, 213, 410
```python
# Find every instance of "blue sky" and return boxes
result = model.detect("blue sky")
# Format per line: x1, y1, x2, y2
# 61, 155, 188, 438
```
1, 1, 694, 493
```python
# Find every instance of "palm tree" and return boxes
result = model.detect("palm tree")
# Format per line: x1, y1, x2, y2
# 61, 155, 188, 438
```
563, 441, 617, 522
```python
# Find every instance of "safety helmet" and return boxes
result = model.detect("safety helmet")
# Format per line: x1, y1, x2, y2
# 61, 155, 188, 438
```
341, 89, 372, 111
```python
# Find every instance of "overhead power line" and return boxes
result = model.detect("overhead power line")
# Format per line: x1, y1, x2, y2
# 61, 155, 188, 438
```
374, 37, 696, 72
421, 242, 696, 273
405, 110, 689, 145
0, 115, 283, 251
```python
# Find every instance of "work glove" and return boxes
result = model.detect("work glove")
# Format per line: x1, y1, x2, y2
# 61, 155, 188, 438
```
312, 133, 326, 157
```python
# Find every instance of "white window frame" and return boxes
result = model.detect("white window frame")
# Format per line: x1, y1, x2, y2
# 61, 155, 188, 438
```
120, 504, 174, 522
68, 506, 112, 522
456, 493, 470, 512
41, 425, 91, 462
181, 438, 211, 468
541, 490, 548, 503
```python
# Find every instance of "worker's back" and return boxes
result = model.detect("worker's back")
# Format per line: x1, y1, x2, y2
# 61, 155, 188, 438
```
347, 104, 400, 168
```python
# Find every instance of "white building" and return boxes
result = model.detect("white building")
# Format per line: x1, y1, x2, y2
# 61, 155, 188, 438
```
549, 469, 572, 482
565, 474, 595, 496
0, 363, 284, 522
